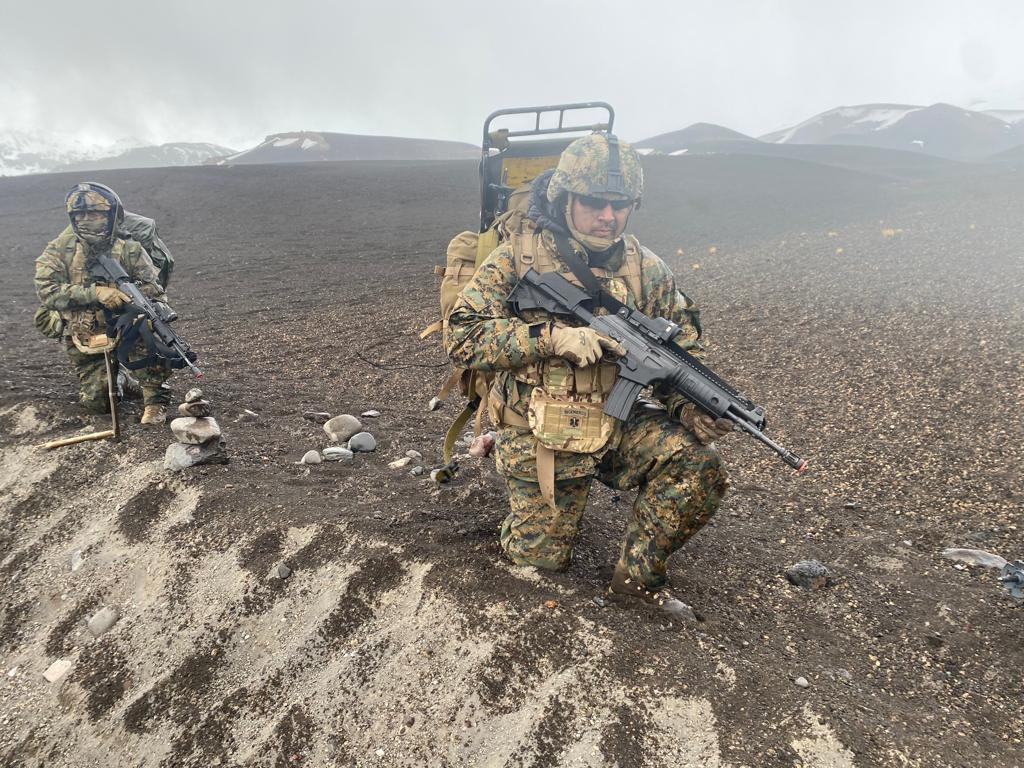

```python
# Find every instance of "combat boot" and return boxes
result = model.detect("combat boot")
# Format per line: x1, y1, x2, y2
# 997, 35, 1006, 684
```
608, 566, 697, 622
140, 404, 168, 426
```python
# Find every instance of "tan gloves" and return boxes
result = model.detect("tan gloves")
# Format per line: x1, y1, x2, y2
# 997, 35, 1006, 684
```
677, 403, 733, 445
94, 285, 132, 310
550, 326, 625, 367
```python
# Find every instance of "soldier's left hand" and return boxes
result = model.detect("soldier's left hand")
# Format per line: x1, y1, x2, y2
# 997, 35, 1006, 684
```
677, 403, 733, 445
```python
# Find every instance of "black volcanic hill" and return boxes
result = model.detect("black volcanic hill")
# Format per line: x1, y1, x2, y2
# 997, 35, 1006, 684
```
636, 123, 755, 153
761, 103, 1024, 161
217, 131, 478, 165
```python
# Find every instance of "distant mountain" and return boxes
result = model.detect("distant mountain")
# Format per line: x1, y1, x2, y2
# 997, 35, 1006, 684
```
636, 123, 755, 154
982, 109, 1024, 125
56, 142, 236, 172
0, 130, 138, 176
217, 131, 478, 165
760, 103, 1024, 161
985, 143, 1024, 163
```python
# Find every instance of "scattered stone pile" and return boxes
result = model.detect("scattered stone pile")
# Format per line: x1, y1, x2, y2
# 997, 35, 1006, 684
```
299, 412, 378, 465
164, 388, 229, 471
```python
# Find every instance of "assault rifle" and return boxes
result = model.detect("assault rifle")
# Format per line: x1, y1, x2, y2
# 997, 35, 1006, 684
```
88, 253, 202, 377
507, 268, 806, 471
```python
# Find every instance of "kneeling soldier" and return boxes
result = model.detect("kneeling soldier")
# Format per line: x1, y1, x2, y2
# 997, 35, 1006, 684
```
445, 134, 731, 616
34, 183, 172, 424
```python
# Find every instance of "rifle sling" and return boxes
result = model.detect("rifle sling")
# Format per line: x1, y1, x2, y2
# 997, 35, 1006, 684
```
548, 231, 628, 316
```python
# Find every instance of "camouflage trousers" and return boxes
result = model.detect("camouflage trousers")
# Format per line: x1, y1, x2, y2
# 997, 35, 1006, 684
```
64, 339, 171, 412
497, 403, 728, 589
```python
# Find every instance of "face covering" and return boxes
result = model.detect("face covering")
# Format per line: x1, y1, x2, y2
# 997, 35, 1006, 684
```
74, 214, 110, 245
565, 196, 619, 253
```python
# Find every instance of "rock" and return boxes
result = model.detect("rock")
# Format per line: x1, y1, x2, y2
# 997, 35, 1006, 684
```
348, 432, 376, 452
302, 411, 332, 424
164, 439, 229, 471
177, 399, 212, 418
544, 600, 558, 609
785, 560, 831, 590
428, 397, 442, 412
468, 432, 496, 458
184, 387, 204, 403
322, 446, 354, 463
324, 414, 362, 442
404, 715, 415, 727
361, 410, 381, 418
405, 450, 422, 460
409, 466, 424, 477
235, 409, 259, 423
70, 549, 85, 572
794, 676, 810, 688
388, 457, 411, 469
87, 606, 121, 638
43, 659, 72, 683
270, 563, 291, 579
170, 416, 222, 445
592, 596, 607, 608
301, 450, 322, 465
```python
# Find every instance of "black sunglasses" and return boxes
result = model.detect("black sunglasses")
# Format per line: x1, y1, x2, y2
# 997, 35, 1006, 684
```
576, 194, 635, 212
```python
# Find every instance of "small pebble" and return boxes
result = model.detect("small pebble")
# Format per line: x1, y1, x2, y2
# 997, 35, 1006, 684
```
428, 397, 442, 411
301, 450, 322, 465
322, 447, 354, 463
592, 596, 607, 608
361, 410, 381, 418
43, 659, 72, 683
409, 466, 424, 477
270, 563, 291, 579
405, 450, 422, 460
348, 432, 377, 452
794, 676, 810, 688
235, 409, 259, 423
544, 600, 558, 609
184, 387, 203, 403
388, 457, 412, 469
785, 560, 831, 590
70, 549, 85, 572
87, 606, 121, 638
302, 411, 331, 424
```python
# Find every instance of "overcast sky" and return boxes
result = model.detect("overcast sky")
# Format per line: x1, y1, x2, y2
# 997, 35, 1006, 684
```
3, 0, 1023, 151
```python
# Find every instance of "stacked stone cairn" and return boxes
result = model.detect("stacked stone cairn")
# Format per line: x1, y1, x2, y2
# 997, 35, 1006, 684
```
164, 388, 229, 471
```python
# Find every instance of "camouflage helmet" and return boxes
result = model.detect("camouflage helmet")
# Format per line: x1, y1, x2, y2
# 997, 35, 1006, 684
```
65, 182, 123, 244
546, 133, 643, 204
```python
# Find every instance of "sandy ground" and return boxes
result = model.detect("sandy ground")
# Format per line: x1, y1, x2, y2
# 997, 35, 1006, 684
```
0, 154, 1021, 767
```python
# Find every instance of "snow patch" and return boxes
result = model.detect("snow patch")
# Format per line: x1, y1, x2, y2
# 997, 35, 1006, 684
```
300, 138, 318, 150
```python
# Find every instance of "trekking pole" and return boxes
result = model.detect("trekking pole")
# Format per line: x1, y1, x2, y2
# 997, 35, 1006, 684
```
41, 348, 120, 451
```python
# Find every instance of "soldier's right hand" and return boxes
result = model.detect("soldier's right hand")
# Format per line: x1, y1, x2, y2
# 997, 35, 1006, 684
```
94, 285, 132, 310
550, 325, 625, 367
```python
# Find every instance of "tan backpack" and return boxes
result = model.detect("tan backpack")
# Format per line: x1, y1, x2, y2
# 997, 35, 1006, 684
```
421, 185, 531, 465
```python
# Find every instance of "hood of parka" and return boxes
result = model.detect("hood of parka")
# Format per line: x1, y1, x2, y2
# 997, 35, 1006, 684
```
66, 182, 124, 250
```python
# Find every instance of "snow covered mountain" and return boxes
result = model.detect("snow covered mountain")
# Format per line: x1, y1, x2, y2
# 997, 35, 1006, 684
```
760, 103, 1024, 161
0, 130, 139, 176
56, 142, 236, 172
217, 131, 477, 165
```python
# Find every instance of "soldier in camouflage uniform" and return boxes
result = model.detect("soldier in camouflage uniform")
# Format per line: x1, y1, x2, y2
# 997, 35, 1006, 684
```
34, 183, 172, 424
445, 134, 731, 616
